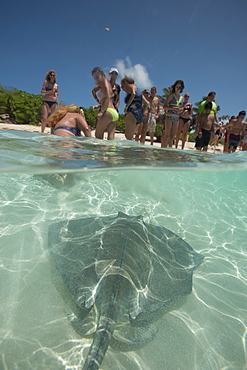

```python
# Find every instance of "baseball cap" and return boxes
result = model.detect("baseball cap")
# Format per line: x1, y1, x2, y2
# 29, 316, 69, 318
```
109, 68, 119, 74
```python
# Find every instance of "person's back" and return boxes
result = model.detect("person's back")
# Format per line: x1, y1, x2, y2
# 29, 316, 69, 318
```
49, 105, 91, 138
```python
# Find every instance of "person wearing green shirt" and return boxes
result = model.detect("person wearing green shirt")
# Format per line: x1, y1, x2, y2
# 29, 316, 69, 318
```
197, 91, 218, 116
196, 91, 219, 137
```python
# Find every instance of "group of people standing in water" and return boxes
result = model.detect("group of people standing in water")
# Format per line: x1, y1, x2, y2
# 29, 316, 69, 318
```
41, 69, 247, 153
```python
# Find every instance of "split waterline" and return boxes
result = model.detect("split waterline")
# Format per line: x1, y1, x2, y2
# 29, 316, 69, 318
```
0, 130, 246, 369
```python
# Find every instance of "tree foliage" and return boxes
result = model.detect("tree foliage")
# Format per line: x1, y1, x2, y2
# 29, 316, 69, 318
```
0, 85, 43, 125
157, 86, 172, 104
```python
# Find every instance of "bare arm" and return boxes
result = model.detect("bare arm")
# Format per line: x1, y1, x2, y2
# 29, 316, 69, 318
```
55, 84, 59, 99
76, 115, 92, 137
92, 86, 100, 103
214, 112, 219, 123
124, 85, 136, 111
163, 94, 181, 112
98, 79, 112, 114
41, 81, 52, 95
225, 121, 232, 131
156, 98, 160, 116
41, 81, 57, 96
188, 103, 193, 118
114, 87, 121, 109
241, 122, 246, 137
142, 94, 150, 106
163, 94, 173, 111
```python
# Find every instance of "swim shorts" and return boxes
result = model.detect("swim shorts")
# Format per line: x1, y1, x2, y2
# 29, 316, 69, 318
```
228, 133, 241, 149
148, 113, 157, 132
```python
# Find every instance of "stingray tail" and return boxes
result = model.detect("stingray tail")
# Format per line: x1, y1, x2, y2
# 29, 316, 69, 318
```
82, 315, 115, 370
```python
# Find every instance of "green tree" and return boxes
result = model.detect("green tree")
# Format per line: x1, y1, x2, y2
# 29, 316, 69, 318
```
0, 85, 43, 124
157, 86, 172, 104
218, 114, 230, 122
82, 107, 98, 129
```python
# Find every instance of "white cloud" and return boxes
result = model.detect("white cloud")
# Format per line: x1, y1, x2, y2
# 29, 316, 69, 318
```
115, 57, 153, 89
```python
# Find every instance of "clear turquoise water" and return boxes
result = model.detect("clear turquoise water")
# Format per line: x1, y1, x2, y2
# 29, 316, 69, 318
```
0, 130, 246, 370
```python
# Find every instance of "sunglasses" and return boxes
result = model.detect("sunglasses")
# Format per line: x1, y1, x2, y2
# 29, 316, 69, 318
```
110, 72, 118, 75
50, 74, 55, 77
184, 95, 190, 98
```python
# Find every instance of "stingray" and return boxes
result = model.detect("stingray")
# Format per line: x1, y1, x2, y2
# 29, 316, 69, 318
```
48, 212, 203, 369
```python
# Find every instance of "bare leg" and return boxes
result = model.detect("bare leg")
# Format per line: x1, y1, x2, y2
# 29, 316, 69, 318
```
41, 103, 49, 132
168, 120, 178, 147
135, 123, 143, 141
175, 119, 183, 148
125, 112, 137, 140
107, 121, 117, 140
181, 121, 190, 149
161, 118, 172, 148
223, 136, 229, 152
50, 103, 58, 115
150, 131, 155, 145
140, 121, 149, 144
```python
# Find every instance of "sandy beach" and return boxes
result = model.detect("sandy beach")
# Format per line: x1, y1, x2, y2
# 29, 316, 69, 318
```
0, 122, 223, 153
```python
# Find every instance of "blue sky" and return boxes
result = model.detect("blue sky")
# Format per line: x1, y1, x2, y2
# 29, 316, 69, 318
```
1, 0, 246, 118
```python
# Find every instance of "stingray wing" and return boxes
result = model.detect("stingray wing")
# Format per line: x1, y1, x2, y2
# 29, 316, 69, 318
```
48, 212, 203, 319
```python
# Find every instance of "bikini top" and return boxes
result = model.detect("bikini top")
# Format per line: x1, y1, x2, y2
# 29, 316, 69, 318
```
45, 81, 58, 92
167, 94, 183, 115
183, 103, 192, 113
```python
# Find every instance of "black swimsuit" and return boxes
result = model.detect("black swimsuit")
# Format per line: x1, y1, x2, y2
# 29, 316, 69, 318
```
43, 101, 57, 108
44, 83, 57, 108
180, 104, 191, 124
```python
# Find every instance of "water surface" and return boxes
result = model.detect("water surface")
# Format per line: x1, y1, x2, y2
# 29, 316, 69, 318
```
0, 130, 246, 369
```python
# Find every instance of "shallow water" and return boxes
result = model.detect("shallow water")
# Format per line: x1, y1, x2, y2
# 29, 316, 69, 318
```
0, 130, 246, 370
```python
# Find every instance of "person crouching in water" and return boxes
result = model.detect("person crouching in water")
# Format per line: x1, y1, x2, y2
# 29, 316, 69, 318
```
48, 104, 91, 137
91, 67, 119, 140
195, 102, 215, 151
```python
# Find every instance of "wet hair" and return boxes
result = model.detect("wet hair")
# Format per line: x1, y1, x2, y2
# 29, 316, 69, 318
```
45, 70, 56, 83
121, 76, 135, 85
48, 104, 80, 129
142, 89, 149, 94
238, 110, 246, 117
230, 116, 235, 119
171, 80, 184, 93
91, 67, 105, 76
204, 102, 212, 111
208, 91, 216, 97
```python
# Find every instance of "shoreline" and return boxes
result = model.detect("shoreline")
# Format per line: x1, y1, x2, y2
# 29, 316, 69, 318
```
0, 122, 224, 153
